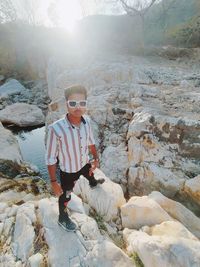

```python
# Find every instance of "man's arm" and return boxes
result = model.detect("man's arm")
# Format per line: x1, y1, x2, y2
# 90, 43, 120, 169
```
89, 144, 100, 171
45, 126, 62, 196
47, 164, 62, 196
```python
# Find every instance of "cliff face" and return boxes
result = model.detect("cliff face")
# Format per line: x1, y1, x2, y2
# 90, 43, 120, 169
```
47, 52, 200, 211
1, 51, 200, 266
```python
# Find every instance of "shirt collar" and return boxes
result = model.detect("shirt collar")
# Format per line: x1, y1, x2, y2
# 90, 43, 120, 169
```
65, 114, 86, 129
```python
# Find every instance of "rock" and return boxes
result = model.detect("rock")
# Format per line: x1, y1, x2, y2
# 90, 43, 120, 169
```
145, 221, 198, 241
180, 80, 191, 88
183, 175, 200, 205
128, 162, 184, 198
38, 197, 132, 267
3, 216, 15, 237
13, 203, 36, 261
0, 177, 49, 204
0, 75, 5, 81
123, 228, 200, 267
0, 122, 22, 163
67, 192, 85, 214
0, 103, 45, 127
130, 97, 143, 108
121, 196, 173, 229
0, 253, 17, 267
101, 144, 128, 184
0, 202, 8, 213
28, 253, 43, 267
0, 79, 26, 98
80, 216, 101, 240
73, 168, 126, 221
85, 239, 134, 267
149, 191, 200, 238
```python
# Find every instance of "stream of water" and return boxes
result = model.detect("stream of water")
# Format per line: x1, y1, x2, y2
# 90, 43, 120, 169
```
14, 126, 48, 180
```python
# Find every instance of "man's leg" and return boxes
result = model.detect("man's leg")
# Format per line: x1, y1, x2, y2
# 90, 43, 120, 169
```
58, 170, 78, 231
81, 163, 105, 188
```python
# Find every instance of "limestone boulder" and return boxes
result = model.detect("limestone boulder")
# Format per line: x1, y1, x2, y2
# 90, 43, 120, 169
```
0, 122, 22, 163
73, 168, 126, 221
85, 239, 135, 267
182, 175, 200, 206
38, 197, 133, 267
123, 227, 200, 267
121, 196, 173, 229
0, 103, 45, 127
0, 79, 26, 98
101, 144, 128, 184
149, 191, 200, 238
143, 221, 198, 241
128, 163, 184, 198
12, 203, 36, 262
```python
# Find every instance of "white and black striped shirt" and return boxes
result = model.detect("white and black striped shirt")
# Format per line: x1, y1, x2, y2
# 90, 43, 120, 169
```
45, 114, 95, 173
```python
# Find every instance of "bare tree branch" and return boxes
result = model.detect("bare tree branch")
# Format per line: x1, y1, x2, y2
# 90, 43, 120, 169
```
119, 0, 157, 16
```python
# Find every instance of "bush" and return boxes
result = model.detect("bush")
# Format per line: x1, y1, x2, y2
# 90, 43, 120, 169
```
167, 15, 200, 47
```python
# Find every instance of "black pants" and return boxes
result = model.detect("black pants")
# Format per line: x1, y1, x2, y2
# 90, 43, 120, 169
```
58, 163, 97, 217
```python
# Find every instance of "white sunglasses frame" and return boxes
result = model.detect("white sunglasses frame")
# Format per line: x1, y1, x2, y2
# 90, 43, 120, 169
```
67, 100, 87, 108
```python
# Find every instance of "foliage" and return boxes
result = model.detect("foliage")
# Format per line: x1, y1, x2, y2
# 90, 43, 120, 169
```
130, 252, 144, 267
145, 0, 200, 46
167, 15, 200, 47
89, 209, 107, 232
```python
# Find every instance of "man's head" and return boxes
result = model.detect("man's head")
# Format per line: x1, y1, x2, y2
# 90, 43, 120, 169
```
64, 85, 87, 118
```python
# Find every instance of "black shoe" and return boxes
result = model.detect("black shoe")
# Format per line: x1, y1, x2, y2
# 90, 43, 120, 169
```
90, 178, 105, 189
58, 215, 77, 232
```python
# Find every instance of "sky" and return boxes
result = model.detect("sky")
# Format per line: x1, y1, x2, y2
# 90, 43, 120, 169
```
11, 0, 123, 31
11, 0, 158, 32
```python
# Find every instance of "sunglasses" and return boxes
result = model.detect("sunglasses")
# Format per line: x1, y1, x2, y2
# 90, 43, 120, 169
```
67, 100, 87, 108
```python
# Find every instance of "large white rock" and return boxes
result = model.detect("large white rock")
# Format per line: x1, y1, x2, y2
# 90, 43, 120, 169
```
0, 122, 22, 162
123, 228, 200, 267
149, 191, 200, 238
38, 197, 132, 267
101, 144, 128, 183
28, 253, 43, 267
144, 221, 198, 241
121, 196, 173, 229
0, 253, 18, 267
0, 79, 26, 98
85, 239, 135, 267
13, 203, 36, 262
38, 197, 89, 267
183, 175, 200, 205
74, 168, 126, 221
0, 103, 45, 127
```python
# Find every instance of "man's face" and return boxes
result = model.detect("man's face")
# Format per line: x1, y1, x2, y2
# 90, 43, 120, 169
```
66, 93, 87, 118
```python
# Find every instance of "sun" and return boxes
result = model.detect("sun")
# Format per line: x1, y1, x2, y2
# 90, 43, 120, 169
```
56, 0, 82, 32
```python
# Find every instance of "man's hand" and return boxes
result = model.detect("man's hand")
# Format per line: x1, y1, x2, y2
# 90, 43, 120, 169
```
51, 181, 63, 196
89, 159, 99, 176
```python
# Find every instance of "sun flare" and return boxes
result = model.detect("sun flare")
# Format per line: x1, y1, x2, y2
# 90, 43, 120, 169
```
55, 0, 82, 32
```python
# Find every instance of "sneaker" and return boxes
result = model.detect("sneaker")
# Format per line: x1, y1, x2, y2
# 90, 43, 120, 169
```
90, 178, 105, 189
58, 216, 77, 232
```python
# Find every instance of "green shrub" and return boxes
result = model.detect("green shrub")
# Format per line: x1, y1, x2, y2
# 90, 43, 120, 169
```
167, 15, 200, 47
130, 252, 144, 267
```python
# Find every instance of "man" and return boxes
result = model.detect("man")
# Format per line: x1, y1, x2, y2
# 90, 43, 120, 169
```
45, 85, 105, 232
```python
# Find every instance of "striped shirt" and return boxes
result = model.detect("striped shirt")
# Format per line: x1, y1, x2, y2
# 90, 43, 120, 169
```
45, 114, 95, 173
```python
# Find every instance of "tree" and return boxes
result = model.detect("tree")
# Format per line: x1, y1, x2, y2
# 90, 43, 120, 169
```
118, 0, 158, 51
0, 0, 17, 23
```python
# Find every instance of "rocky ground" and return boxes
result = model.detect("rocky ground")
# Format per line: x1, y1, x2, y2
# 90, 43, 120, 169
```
0, 48, 200, 266
0, 78, 50, 127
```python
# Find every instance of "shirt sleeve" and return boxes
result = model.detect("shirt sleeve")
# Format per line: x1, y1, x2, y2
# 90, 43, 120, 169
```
88, 118, 96, 146
45, 125, 58, 165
